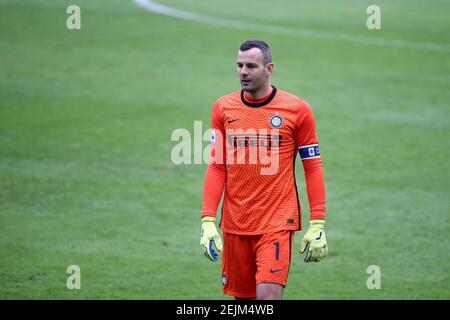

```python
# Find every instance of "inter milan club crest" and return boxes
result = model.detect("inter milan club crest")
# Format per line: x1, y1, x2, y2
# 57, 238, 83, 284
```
270, 114, 283, 128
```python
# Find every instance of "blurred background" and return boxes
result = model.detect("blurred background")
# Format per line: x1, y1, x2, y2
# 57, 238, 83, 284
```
0, 0, 449, 299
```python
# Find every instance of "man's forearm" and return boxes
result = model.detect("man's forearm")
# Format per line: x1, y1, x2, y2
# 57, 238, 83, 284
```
303, 158, 326, 220
201, 163, 226, 218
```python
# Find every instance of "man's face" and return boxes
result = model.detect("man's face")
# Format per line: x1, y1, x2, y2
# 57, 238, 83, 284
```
237, 48, 273, 93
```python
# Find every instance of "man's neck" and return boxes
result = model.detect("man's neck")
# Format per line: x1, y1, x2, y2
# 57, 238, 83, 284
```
244, 83, 273, 101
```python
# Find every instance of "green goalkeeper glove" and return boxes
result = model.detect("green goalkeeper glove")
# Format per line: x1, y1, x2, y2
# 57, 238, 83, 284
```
200, 216, 223, 261
300, 219, 328, 263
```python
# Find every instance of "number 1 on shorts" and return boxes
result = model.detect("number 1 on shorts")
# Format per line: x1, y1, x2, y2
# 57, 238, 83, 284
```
273, 242, 279, 261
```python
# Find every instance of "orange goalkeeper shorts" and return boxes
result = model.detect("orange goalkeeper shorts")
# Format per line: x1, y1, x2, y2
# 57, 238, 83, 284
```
221, 230, 294, 299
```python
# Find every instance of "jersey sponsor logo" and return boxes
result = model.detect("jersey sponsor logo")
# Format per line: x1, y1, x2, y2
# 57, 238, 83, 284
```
224, 129, 281, 175
226, 133, 283, 149
270, 115, 283, 128
298, 144, 320, 159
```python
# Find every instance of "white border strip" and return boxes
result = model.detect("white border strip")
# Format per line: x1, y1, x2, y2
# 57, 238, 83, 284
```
299, 144, 319, 149
134, 0, 449, 53
301, 156, 321, 160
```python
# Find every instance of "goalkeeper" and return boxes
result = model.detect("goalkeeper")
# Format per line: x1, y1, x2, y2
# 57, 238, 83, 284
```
200, 40, 328, 300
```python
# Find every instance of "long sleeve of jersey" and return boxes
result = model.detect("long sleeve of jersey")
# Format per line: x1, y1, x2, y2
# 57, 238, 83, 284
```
201, 102, 226, 218
295, 102, 326, 221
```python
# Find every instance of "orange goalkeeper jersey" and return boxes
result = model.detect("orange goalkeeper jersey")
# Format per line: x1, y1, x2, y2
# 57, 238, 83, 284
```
201, 86, 326, 235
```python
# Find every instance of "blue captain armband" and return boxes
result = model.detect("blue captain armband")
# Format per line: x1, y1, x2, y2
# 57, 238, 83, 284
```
298, 144, 320, 160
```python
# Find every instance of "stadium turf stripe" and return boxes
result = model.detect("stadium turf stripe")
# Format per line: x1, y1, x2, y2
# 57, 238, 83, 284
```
134, 0, 449, 53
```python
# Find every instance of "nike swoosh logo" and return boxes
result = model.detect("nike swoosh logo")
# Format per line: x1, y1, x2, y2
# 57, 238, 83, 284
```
270, 268, 282, 273
227, 119, 238, 123
315, 232, 322, 240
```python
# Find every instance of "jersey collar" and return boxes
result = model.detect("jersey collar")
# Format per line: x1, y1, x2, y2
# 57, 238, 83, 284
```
241, 86, 277, 108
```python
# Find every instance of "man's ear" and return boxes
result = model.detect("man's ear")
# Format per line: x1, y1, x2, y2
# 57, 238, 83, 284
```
266, 63, 275, 76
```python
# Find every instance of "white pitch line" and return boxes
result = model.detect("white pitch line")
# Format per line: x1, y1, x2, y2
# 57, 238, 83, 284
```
134, 0, 449, 53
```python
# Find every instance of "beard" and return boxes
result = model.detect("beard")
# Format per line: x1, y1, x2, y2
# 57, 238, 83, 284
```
240, 78, 258, 92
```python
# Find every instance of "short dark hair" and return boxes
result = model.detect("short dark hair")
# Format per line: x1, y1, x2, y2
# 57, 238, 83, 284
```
239, 40, 272, 65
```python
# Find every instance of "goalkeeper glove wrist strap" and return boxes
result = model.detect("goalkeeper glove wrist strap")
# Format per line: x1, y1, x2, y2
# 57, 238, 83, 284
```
201, 216, 216, 223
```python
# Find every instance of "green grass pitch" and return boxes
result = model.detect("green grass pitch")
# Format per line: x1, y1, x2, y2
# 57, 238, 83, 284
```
0, 0, 449, 299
